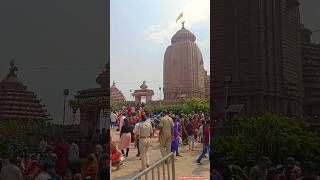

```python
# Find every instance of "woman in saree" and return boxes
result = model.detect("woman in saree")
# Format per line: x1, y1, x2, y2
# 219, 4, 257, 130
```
81, 153, 98, 180
180, 116, 189, 145
119, 118, 133, 157
171, 116, 182, 157
110, 136, 124, 170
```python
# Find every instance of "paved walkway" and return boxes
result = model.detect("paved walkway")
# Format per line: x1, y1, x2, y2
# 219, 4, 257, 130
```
110, 129, 210, 180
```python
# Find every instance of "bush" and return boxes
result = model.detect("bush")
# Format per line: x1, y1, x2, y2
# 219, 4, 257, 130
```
144, 97, 209, 115
212, 113, 320, 167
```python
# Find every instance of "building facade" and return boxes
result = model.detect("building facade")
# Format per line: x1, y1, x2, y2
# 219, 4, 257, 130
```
301, 27, 320, 116
212, 0, 303, 118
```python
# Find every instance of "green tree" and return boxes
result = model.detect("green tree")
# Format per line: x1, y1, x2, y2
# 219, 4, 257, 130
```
180, 97, 209, 114
110, 100, 126, 111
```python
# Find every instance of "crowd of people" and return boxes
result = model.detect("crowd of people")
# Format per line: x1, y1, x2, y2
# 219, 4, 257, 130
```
110, 105, 211, 172
0, 128, 110, 180
212, 156, 320, 180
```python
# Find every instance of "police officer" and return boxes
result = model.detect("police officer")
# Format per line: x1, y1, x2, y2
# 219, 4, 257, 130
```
158, 110, 174, 157
137, 115, 153, 171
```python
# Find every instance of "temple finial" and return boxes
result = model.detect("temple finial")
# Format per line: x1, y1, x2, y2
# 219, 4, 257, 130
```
9, 58, 18, 73
182, 20, 185, 29
113, 80, 115, 86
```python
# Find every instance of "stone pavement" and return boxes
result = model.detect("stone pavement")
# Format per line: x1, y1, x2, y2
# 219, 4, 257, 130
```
110, 129, 210, 180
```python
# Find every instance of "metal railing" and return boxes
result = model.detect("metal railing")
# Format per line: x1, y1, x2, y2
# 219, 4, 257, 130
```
130, 152, 175, 180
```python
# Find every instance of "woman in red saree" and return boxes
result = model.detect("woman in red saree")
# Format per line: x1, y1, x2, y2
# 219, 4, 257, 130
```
110, 136, 123, 170
81, 153, 98, 180
53, 138, 69, 176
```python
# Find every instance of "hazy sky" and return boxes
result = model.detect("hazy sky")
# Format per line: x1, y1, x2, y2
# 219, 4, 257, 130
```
110, 0, 210, 100
0, 0, 108, 124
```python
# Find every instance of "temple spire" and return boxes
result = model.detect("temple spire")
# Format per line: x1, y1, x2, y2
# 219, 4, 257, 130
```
9, 59, 18, 74
182, 20, 185, 29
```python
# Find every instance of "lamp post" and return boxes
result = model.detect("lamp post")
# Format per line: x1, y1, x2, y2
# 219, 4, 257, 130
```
225, 76, 232, 110
63, 89, 69, 125
159, 87, 162, 100
72, 107, 77, 125
129, 89, 132, 101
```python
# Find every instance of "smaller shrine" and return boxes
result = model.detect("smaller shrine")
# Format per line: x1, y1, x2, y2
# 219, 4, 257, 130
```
69, 63, 108, 136
110, 81, 126, 102
0, 60, 49, 124
132, 81, 154, 104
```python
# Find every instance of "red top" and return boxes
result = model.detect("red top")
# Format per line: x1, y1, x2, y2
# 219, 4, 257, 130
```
203, 124, 210, 145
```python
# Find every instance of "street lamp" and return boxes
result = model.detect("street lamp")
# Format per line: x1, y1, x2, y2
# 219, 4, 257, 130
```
63, 89, 69, 125
129, 89, 132, 101
159, 87, 162, 100
225, 76, 232, 110
72, 107, 77, 125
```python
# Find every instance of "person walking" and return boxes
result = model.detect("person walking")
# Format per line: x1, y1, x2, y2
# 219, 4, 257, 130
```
133, 118, 141, 158
137, 115, 153, 171
171, 116, 182, 157
110, 111, 116, 129
196, 121, 210, 164
158, 110, 174, 157
119, 118, 133, 157
186, 119, 195, 151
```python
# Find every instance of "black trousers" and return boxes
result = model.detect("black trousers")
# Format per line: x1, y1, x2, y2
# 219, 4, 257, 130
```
136, 139, 140, 155
121, 148, 129, 157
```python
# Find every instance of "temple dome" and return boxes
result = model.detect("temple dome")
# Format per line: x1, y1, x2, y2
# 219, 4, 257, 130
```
0, 60, 49, 122
96, 63, 108, 88
140, 81, 148, 89
171, 27, 196, 44
110, 81, 126, 101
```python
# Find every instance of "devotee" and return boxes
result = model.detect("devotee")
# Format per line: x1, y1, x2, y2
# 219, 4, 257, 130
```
158, 110, 174, 157
110, 136, 124, 170
119, 118, 133, 157
137, 115, 153, 171
249, 156, 269, 180
54, 137, 69, 177
186, 119, 195, 151
62, 170, 73, 180
34, 159, 55, 180
73, 173, 83, 180
171, 115, 182, 158
280, 157, 301, 180
195, 120, 210, 164
81, 154, 98, 180
133, 117, 142, 157
99, 145, 109, 180
110, 111, 117, 129
68, 139, 79, 161
197, 120, 205, 143
0, 157, 24, 180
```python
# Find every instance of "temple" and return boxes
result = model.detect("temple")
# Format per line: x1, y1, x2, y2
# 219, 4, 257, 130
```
163, 22, 209, 102
110, 81, 126, 102
212, 0, 303, 118
69, 63, 108, 136
132, 81, 154, 104
301, 26, 320, 116
0, 60, 49, 124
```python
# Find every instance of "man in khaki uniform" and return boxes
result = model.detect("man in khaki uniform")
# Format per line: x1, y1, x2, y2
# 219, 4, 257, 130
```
137, 114, 153, 171
158, 110, 174, 157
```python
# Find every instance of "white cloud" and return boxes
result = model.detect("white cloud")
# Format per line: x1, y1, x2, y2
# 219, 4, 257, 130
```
144, 0, 210, 45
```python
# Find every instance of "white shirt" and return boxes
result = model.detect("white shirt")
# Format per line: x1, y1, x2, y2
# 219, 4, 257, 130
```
133, 122, 140, 135
34, 171, 51, 180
